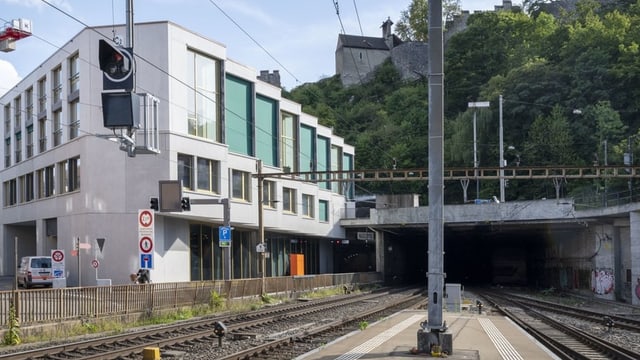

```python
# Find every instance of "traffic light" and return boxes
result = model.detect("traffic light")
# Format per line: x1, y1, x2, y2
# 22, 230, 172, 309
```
150, 197, 159, 211
98, 39, 134, 91
181, 197, 191, 211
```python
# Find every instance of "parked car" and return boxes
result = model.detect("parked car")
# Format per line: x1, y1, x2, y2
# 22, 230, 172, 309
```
17, 256, 53, 288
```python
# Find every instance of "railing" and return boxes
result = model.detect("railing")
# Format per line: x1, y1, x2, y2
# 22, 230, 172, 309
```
0, 272, 382, 327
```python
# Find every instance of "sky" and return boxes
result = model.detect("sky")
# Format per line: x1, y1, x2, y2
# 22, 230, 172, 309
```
0, 0, 511, 95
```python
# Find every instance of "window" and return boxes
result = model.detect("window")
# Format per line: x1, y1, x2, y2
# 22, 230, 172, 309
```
26, 125, 33, 158
231, 169, 251, 201
4, 137, 10, 168
52, 66, 62, 104
38, 117, 47, 153
13, 96, 21, 130
68, 53, 79, 93
37, 165, 55, 198
302, 194, 314, 218
281, 112, 298, 172
186, 50, 219, 141
58, 157, 80, 194
4, 105, 10, 135
263, 180, 276, 209
319, 200, 329, 222
3, 179, 17, 206
283, 187, 297, 213
52, 110, 62, 146
197, 157, 219, 193
23, 173, 34, 202
69, 100, 79, 139
331, 145, 342, 193
177, 154, 194, 190
37, 77, 46, 114
14, 131, 21, 163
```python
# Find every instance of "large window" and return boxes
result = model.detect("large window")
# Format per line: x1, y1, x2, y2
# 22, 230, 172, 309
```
302, 194, 314, 218
197, 157, 219, 193
3, 105, 10, 136
281, 112, 297, 172
37, 77, 46, 114
13, 96, 21, 130
38, 117, 47, 153
263, 180, 276, 209
231, 169, 251, 201
22, 172, 34, 203
178, 154, 193, 190
225, 75, 252, 156
319, 199, 329, 222
331, 145, 342, 193
58, 157, 80, 194
317, 136, 330, 190
255, 95, 277, 166
52, 110, 62, 147
68, 53, 80, 93
187, 50, 219, 141
37, 165, 55, 198
52, 66, 62, 104
69, 100, 79, 140
14, 132, 21, 163
283, 187, 297, 213
3, 179, 17, 206
4, 137, 10, 168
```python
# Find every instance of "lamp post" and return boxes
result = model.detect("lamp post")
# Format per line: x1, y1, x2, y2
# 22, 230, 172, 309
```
468, 101, 490, 200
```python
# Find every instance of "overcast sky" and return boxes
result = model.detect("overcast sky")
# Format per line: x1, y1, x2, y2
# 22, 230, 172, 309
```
0, 0, 511, 96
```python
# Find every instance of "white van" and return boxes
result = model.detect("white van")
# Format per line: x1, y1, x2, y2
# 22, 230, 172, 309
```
17, 256, 53, 288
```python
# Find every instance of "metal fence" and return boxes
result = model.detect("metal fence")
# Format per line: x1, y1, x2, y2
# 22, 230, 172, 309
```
0, 272, 382, 327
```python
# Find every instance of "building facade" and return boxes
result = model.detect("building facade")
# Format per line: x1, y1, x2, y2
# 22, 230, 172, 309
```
0, 21, 354, 286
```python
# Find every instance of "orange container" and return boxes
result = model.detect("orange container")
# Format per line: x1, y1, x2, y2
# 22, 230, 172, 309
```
289, 254, 305, 276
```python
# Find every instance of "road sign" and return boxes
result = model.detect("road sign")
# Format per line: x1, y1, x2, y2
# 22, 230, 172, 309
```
51, 250, 64, 263
219, 226, 231, 247
140, 253, 154, 269
91, 259, 100, 269
139, 210, 154, 229
139, 236, 153, 253
50, 249, 65, 279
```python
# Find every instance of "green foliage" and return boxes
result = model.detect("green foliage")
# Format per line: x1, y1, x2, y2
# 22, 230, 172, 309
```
288, 0, 640, 201
2, 304, 21, 346
209, 290, 225, 311
359, 320, 369, 330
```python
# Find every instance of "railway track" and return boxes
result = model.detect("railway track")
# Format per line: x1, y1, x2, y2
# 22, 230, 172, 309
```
480, 291, 640, 360
1, 287, 425, 360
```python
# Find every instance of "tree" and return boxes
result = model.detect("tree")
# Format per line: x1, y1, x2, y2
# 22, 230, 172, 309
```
394, 0, 462, 41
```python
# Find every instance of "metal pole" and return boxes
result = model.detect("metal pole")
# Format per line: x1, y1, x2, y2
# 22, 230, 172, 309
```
257, 160, 265, 295
499, 95, 505, 203
473, 110, 478, 199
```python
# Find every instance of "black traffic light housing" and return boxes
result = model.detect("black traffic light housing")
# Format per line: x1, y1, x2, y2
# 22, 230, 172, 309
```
150, 197, 159, 211
181, 197, 191, 211
98, 39, 134, 91
213, 321, 227, 337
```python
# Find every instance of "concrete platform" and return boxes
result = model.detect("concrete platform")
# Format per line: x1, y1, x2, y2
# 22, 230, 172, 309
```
296, 309, 560, 360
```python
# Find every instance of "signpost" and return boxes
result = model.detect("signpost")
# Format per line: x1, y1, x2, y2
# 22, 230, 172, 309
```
138, 209, 154, 269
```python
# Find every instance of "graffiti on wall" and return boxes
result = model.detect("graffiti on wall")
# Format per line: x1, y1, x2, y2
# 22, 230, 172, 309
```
591, 268, 614, 295
635, 278, 640, 300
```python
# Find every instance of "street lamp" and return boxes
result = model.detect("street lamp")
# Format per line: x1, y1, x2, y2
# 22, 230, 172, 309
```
468, 101, 490, 200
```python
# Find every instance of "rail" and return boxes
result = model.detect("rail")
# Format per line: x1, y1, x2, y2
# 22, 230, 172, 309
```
257, 165, 640, 182
0, 272, 382, 327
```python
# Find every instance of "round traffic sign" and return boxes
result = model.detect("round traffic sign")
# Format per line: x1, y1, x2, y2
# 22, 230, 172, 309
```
52, 250, 64, 263
91, 259, 100, 269
139, 236, 153, 253
139, 210, 153, 227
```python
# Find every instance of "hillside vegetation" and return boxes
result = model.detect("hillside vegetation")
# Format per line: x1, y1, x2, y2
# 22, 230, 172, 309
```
287, 0, 640, 203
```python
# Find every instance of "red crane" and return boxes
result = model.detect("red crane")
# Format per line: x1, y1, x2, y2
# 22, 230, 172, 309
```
1, 19, 32, 52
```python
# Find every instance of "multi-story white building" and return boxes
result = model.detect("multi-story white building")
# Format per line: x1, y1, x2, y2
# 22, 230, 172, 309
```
0, 21, 354, 286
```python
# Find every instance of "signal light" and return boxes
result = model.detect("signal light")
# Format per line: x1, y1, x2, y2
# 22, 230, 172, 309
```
150, 197, 159, 211
181, 197, 191, 211
98, 39, 134, 91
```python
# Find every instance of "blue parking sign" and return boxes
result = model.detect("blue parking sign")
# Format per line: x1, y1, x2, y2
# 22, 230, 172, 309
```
219, 226, 231, 247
